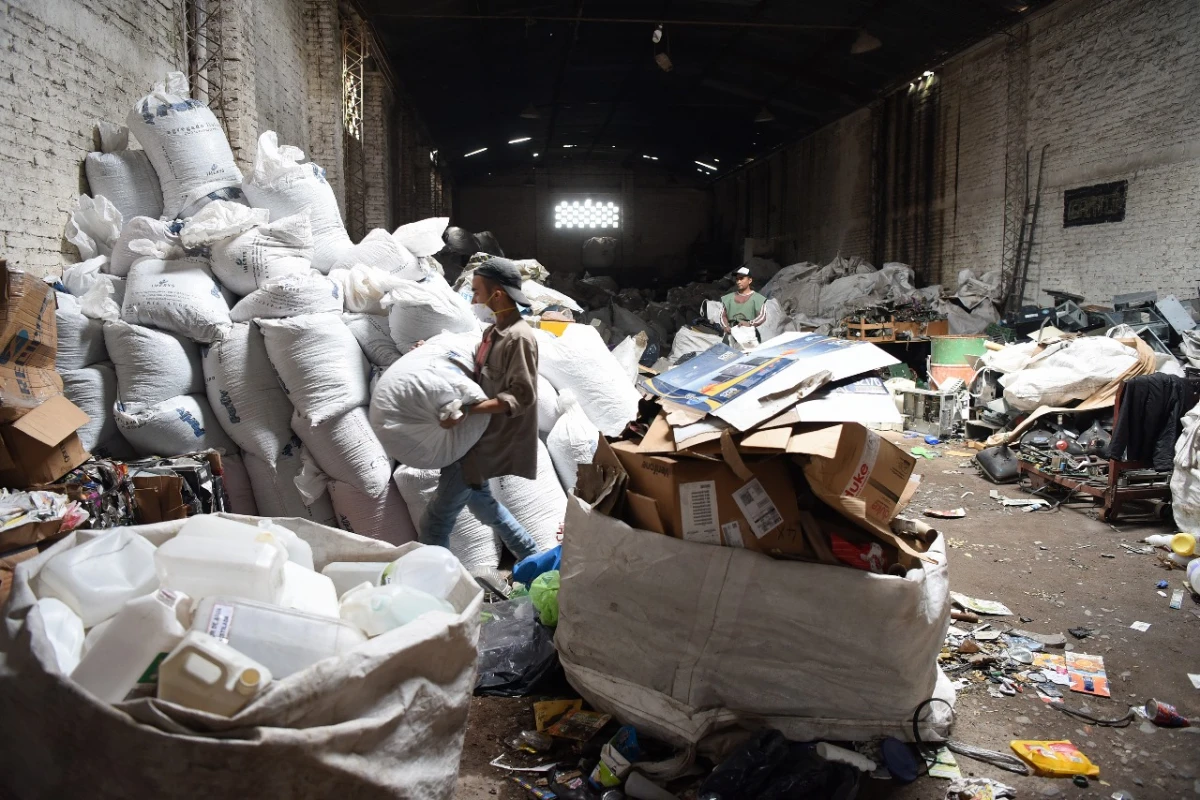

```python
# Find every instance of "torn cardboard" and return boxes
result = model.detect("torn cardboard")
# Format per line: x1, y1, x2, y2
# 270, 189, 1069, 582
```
0, 395, 90, 486
0, 263, 61, 422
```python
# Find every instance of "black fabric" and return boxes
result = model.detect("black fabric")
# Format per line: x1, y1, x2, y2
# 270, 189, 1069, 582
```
1107, 374, 1189, 471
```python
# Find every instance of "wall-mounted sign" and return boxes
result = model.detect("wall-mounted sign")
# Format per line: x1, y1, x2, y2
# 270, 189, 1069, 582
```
1063, 180, 1127, 227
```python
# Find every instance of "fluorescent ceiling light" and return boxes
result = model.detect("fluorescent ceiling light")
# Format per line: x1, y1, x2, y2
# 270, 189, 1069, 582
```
464, 147, 487, 157
695, 160, 718, 171
508, 137, 531, 144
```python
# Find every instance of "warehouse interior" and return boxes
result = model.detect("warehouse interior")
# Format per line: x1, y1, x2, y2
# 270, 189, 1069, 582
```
1, 0, 1199, 798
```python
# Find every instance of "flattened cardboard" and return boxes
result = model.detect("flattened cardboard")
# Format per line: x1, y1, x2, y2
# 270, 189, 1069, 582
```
0, 264, 61, 422
133, 475, 187, 524
0, 518, 63, 554
0, 395, 90, 486
0, 544, 38, 608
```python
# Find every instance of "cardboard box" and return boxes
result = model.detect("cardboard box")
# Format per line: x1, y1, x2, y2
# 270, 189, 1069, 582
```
0, 262, 61, 422
0, 517, 63, 554
133, 474, 188, 523
0, 395, 91, 486
0, 544, 39, 608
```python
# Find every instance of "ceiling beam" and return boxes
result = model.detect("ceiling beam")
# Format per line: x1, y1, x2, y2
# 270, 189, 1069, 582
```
369, 12, 855, 32
541, 0, 587, 155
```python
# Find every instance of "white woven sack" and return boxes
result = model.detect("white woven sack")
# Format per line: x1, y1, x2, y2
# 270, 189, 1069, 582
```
546, 390, 600, 492
61, 256, 109, 297
178, 199, 267, 248
393, 217, 448, 257
241, 131, 352, 273
55, 293, 107, 370
343, 313, 401, 367
329, 229, 421, 277
60, 363, 134, 459
522, 280, 584, 314
382, 274, 477, 353
201, 322, 294, 465
0, 514, 481, 799
178, 202, 314, 296
536, 373, 561, 436
243, 447, 337, 525
257, 313, 369, 424
65, 195, 122, 261
84, 123, 164, 222
126, 72, 242, 219
103, 321, 202, 405
114, 393, 237, 457
491, 440, 566, 552
291, 408, 392, 498
123, 251, 233, 343
329, 481, 417, 545
393, 465, 501, 570
369, 331, 488, 469
1001, 337, 1138, 411
668, 325, 723, 365
329, 264, 407, 315
219, 453, 258, 516
537, 324, 639, 436
231, 273, 342, 321
109, 217, 179, 277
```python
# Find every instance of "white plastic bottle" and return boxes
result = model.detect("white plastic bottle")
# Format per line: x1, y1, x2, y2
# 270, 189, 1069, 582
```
255, 520, 314, 571
158, 631, 272, 717
71, 589, 193, 703
1188, 558, 1200, 594
280, 561, 340, 618
321, 562, 388, 598
34, 598, 85, 674
177, 516, 315, 571
191, 596, 367, 679
383, 546, 462, 600
35, 530, 159, 628
1143, 534, 1175, 547
81, 617, 112, 659
1167, 552, 1197, 568
155, 534, 286, 605
339, 582, 454, 637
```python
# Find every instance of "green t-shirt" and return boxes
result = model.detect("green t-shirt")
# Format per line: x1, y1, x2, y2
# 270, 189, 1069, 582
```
721, 290, 767, 324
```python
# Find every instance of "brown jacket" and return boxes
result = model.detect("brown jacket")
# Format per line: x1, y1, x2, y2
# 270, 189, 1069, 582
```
461, 318, 539, 485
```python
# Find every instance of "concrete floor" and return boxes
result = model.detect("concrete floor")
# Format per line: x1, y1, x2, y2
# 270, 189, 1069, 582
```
456, 444, 1200, 799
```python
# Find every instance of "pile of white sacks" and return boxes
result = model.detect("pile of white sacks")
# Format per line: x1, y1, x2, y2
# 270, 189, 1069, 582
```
56, 73, 641, 571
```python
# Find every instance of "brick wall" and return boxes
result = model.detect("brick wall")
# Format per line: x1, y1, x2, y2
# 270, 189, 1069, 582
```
302, 0, 344, 217
713, 0, 1200, 305
362, 70, 393, 231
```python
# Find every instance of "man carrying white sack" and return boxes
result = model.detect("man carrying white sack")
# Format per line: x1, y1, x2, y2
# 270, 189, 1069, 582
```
424, 257, 541, 561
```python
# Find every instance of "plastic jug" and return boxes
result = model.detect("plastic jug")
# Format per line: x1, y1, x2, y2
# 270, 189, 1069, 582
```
71, 589, 193, 703
280, 561, 339, 618
178, 516, 314, 571
1143, 534, 1175, 547
383, 546, 461, 600
339, 582, 454, 637
191, 596, 367, 679
158, 631, 272, 716
1189, 558, 1200, 594
35, 530, 158, 628
256, 520, 314, 570
34, 598, 85, 674
321, 561, 388, 598
1168, 552, 1197, 568
155, 534, 286, 605
81, 617, 112, 659
1172, 532, 1196, 557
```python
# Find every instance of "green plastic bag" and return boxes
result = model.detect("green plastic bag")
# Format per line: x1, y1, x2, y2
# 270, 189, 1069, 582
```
530, 570, 561, 627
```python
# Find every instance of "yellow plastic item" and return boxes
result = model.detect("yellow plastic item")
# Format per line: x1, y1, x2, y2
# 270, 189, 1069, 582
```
1010, 740, 1100, 777
533, 320, 572, 337
1171, 532, 1196, 556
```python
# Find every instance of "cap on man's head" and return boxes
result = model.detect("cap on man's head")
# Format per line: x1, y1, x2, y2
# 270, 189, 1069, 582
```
734, 266, 752, 277
473, 256, 530, 306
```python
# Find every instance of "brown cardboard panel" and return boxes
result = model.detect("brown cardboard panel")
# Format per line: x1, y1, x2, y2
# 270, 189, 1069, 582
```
739, 426, 793, 453
10, 395, 90, 446
0, 265, 60, 422
0, 518, 62, 553
0, 544, 39, 608
0, 396, 90, 487
785, 424, 844, 459
638, 414, 676, 454
625, 492, 666, 535
134, 475, 187, 524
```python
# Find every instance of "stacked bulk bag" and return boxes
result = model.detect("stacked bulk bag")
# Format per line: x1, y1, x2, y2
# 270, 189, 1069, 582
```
328, 481, 416, 545
122, 242, 233, 343
343, 313, 400, 368
537, 324, 639, 436
491, 441, 565, 552
329, 228, 421, 278
243, 442, 337, 526
109, 217, 180, 277
104, 321, 203, 406
291, 409, 392, 499
394, 466, 501, 570
115, 393, 237, 456
83, 122, 163, 222
65, 195, 122, 261
382, 274, 477, 354
546, 391, 600, 492
60, 364, 133, 459
181, 201, 313, 296
231, 273, 342, 321
257, 313, 369, 424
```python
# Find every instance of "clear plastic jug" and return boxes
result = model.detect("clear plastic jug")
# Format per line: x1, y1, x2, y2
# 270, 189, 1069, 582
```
280, 561, 339, 618
71, 589, 193, 703
382, 546, 461, 600
34, 597, 85, 674
339, 582, 454, 637
191, 596, 367, 679
321, 561, 388, 598
155, 534, 286, 605
35, 529, 159, 628
178, 516, 314, 571
158, 631, 272, 717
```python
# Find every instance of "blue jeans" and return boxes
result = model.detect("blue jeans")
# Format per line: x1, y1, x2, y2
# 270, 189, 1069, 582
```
420, 461, 539, 562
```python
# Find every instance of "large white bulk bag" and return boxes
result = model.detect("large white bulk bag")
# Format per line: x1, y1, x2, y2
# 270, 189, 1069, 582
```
84, 123, 164, 222
291, 408, 392, 498
230, 273, 342, 321
123, 249, 233, 343
546, 391, 599, 492
103, 321, 203, 405
243, 447, 337, 526
393, 465, 500, 570
241, 131, 351, 273
329, 481, 416, 545
55, 293, 107, 369
556, 498, 955, 747
491, 440, 565, 552
65, 195, 122, 261
115, 394, 237, 457
1172, 399, 1200, 535
126, 72, 243, 219
343, 312, 400, 367
328, 264, 406, 315
257, 313, 369, 423
201, 322, 294, 465
329, 228, 421, 277
537, 324, 639, 436
668, 326, 723, 365
369, 331, 488, 469
182, 202, 314, 296
219, 453, 258, 516
1001, 337, 1139, 411
110, 216, 179, 277
393, 217, 448, 257
178, 199, 267, 248
382, 274, 477, 353
61, 255, 110, 297
536, 374, 560, 436
59, 363, 134, 459
0, 514, 481, 799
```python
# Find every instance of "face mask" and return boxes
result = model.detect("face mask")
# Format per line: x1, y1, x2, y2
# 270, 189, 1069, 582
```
472, 303, 496, 324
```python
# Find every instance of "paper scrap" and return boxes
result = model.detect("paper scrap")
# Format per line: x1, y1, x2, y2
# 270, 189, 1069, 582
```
721, 520, 745, 548
546, 709, 612, 741
951, 592, 1013, 616
1188, 673, 1200, 689
1170, 589, 1184, 609
925, 746, 963, 779
1066, 651, 1110, 697
1130, 621, 1151, 632
533, 699, 583, 732
924, 507, 966, 519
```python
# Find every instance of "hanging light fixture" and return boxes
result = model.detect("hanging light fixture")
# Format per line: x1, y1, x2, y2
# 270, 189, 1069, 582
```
520, 103, 540, 119
754, 106, 775, 124
850, 29, 882, 54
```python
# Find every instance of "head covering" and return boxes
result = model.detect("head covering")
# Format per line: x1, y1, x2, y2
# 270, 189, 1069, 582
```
474, 256, 530, 306
734, 266, 751, 277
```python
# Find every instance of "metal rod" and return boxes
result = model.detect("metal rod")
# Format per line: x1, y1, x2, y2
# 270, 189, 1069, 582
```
372, 13, 854, 31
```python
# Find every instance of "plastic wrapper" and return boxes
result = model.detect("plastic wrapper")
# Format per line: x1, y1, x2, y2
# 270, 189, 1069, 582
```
475, 597, 560, 697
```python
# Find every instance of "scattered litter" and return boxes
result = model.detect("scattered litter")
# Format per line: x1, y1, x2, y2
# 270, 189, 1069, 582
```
1010, 740, 1100, 777
924, 435, 941, 445
1066, 652, 1110, 697
945, 776, 1017, 799
925, 508, 967, 519
545, 709, 611, 741
911, 446, 939, 459
974, 629, 1003, 642
1101, 553, 1116, 559
491, 755, 559, 773
1156, 579, 1169, 589
1187, 673, 1200, 689
946, 449, 976, 458
510, 775, 558, 797
1009, 629, 1066, 648
1169, 590, 1184, 609
1068, 627, 1095, 640
926, 746, 963, 779
951, 592, 1013, 616
1144, 698, 1191, 728
1156, 590, 1168, 598
533, 699, 583, 732
1129, 621, 1151, 632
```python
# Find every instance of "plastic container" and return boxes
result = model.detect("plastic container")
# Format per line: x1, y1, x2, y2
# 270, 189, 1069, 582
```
1172, 532, 1196, 557
176, 515, 315, 570
1168, 552, 1197, 569
155, 533, 286, 605
1143, 534, 1175, 547
256, 520, 315, 570
158, 631, 272, 716
81, 617, 112, 659
339, 582, 454, 637
1188, 558, 1200, 594
383, 546, 461, 600
35, 530, 158, 628
34, 597, 85, 674
321, 561, 388, 598
71, 589, 193, 703
191, 596, 367, 679
280, 561, 339, 618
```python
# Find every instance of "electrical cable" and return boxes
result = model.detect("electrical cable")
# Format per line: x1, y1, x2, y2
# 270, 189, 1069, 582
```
1048, 703, 1135, 728
910, 698, 1032, 776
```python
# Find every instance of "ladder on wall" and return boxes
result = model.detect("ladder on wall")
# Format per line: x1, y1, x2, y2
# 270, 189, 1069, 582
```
1004, 145, 1048, 314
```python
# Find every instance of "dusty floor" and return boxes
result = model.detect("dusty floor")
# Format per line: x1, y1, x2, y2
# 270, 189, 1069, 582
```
456, 445, 1200, 799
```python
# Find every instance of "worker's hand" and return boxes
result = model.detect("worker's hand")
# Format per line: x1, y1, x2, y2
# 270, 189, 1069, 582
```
439, 415, 463, 430
722, 325, 731, 333
738, 321, 752, 327
413, 339, 426, 349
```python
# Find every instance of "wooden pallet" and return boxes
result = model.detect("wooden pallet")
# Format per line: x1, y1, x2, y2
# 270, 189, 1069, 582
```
844, 316, 949, 342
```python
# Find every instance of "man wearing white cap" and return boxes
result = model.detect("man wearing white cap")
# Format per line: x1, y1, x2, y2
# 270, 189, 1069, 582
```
720, 266, 768, 344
